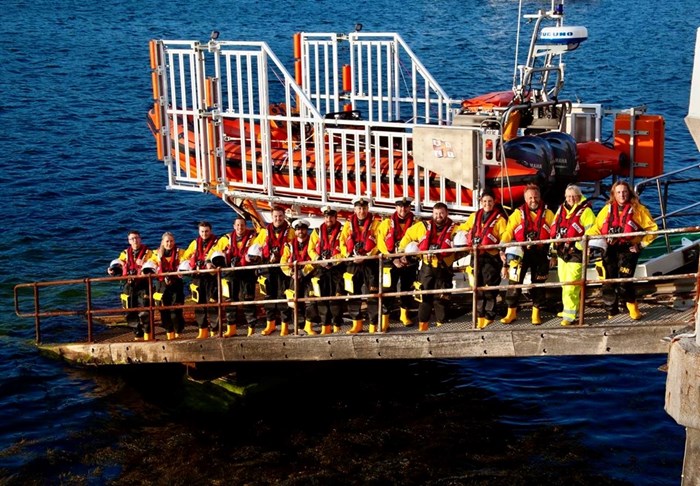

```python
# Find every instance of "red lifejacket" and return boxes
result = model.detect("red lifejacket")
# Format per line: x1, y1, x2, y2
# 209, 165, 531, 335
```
227, 230, 254, 267
263, 222, 289, 260
345, 215, 377, 255
384, 212, 414, 252
158, 247, 180, 281
513, 204, 551, 242
291, 238, 311, 263
189, 236, 217, 270
466, 209, 502, 246
124, 245, 149, 276
601, 203, 640, 245
551, 202, 589, 239
316, 221, 342, 258
418, 219, 455, 259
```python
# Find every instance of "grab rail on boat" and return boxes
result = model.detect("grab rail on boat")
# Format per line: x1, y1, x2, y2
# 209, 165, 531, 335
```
14, 226, 700, 347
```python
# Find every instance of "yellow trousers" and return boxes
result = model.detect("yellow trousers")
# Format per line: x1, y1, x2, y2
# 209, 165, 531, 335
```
557, 258, 582, 322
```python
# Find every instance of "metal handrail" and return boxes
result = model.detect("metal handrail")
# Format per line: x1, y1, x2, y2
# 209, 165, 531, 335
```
14, 225, 700, 345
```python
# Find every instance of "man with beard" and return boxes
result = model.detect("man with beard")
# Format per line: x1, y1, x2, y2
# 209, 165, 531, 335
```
398, 203, 457, 331
500, 184, 556, 325
182, 221, 219, 339
376, 197, 419, 331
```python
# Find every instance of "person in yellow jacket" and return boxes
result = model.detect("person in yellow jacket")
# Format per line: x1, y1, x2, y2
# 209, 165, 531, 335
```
340, 196, 382, 334
308, 206, 346, 334
150, 232, 187, 340
280, 219, 320, 335
500, 184, 556, 325
587, 180, 657, 320
455, 189, 508, 329
107, 230, 154, 340
376, 197, 419, 330
549, 185, 596, 326
398, 202, 457, 331
211, 216, 259, 337
251, 206, 295, 336
182, 221, 219, 339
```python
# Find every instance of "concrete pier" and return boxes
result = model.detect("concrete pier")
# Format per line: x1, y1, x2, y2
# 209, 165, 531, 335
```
665, 335, 700, 485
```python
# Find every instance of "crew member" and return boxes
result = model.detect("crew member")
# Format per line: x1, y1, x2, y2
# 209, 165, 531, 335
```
398, 202, 457, 331
588, 180, 657, 320
151, 232, 186, 340
213, 216, 259, 337
252, 206, 294, 335
281, 219, 320, 335
340, 196, 381, 333
309, 206, 345, 334
182, 221, 219, 339
376, 197, 419, 330
107, 230, 154, 340
500, 184, 556, 325
455, 189, 507, 329
550, 184, 595, 325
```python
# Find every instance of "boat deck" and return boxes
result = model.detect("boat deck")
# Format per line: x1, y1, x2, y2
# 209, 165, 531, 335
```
38, 300, 695, 365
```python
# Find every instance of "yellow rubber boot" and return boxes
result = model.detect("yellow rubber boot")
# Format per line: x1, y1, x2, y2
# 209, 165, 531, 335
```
261, 320, 277, 336
418, 321, 429, 332
626, 302, 642, 320
500, 307, 517, 324
381, 314, 390, 333
303, 321, 317, 335
482, 318, 493, 329
247, 326, 255, 337
321, 325, 332, 335
400, 308, 414, 327
369, 324, 377, 334
196, 328, 209, 339
476, 317, 484, 329
347, 319, 363, 334
531, 307, 542, 325
223, 324, 237, 338
166, 332, 175, 340
333, 325, 342, 334
280, 322, 290, 336
143, 332, 153, 341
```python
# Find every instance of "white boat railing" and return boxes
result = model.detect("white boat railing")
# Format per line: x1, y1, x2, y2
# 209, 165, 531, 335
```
150, 34, 481, 219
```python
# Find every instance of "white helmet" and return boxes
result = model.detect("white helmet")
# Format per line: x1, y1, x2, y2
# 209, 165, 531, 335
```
108, 259, 123, 275
247, 243, 263, 259
141, 260, 157, 274
178, 260, 192, 272
210, 251, 227, 268
453, 231, 468, 247
505, 245, 524, 263
588, 238, 607, 261
404, 242, 420, 254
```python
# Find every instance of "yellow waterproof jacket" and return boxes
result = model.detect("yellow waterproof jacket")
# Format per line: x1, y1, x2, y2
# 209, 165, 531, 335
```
376, 213, 418, 255
280, 238, 316, 277
398, 220, 458, 267
588, 202, 657, 248
455, 211, 507, 255
339, 217, 381, 258
501, 205, 556, 244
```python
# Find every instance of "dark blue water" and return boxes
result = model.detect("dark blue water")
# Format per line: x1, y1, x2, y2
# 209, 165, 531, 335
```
2, 0, 699, 483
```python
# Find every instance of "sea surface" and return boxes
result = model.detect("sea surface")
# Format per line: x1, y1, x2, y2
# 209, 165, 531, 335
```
1, 0, 699, 484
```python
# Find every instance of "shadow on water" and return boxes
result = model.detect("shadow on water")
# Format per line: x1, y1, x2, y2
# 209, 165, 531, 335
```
0, 360, 630, 485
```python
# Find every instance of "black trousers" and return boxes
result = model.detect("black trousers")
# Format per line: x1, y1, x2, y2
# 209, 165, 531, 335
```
261, 267, 292, 323
505, 247, 549, 308
475, 252, 502, 320
156, 278, 185, 334
382, 261, 418, 313
346, 261, 379, 324
224, 268, 258, 328
417, 263, 453, 323
602, 244, 640, 313
192, 274, 219, 330
123, 279, 150, 336
316, 264, 346, 326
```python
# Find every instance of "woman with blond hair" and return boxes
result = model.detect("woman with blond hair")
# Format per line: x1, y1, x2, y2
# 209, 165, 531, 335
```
588, 180, 657, 320
550, 184, 595, 325
152, 232, 187, 339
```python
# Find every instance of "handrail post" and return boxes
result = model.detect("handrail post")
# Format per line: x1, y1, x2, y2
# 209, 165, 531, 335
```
579, 235, 590, 326
33, 283, 41, 345
85, 278, 93, 343
471, 245, 479, 329
377, 254, 384, 332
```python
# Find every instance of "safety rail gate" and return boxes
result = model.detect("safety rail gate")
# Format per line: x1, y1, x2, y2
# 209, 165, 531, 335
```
149, 33, 485, 218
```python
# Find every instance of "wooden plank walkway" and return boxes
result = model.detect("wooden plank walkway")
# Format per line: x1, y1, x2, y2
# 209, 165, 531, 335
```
38, 300, 695, 365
